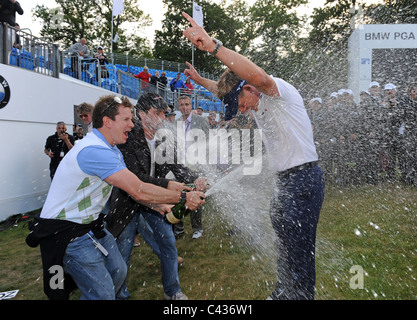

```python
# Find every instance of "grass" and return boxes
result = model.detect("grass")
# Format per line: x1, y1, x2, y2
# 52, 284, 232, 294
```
0, 183, 416, 300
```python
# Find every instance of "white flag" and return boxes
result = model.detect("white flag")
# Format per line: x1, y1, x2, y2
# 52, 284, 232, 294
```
193, 2, 204, 27
112, 0, 124, 16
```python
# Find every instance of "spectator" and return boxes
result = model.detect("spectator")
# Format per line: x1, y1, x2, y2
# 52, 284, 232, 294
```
158, 71, 168, 90
368, 81, 382, 104
357, 83, 383, 184
339, 89, 360, 185
174, 95, 209, 239
165, 105, 177, 127
150, 70, 161, 93
150, 70, 160, 87
208, 111, 218, 128
0, 0, 23, 27
94, 46, 109, 79
379, 83, 403, 182
196, 106, 204, 116
135, 66, 150, 92
319, 93, 339, 183
44, 121, 74, 180
327, 92, 338, 108
185, 77, 194, 94
73, 124, 84, 142
399, 83, 417, 184
13, 22, 21, 49
69, 37, 90, 79
76, 102, 94, 134
170, 73, 186, 92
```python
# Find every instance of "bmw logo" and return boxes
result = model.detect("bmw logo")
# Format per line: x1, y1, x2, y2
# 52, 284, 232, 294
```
0, 75, 11, 109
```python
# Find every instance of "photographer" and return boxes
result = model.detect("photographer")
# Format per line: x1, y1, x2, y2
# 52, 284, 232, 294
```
44, 121, 74, 180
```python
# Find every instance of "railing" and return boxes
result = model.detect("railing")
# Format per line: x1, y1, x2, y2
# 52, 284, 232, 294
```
61, 53, 223, 111
112, 52, 217, 81
0, 23, 59, 78
0, 23, 223, 112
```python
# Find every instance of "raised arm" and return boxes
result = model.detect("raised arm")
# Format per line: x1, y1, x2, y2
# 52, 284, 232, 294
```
181, 12, 279, 97
184, 61, 218, 95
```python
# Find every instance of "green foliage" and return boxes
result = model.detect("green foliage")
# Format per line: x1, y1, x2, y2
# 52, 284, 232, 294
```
31, 0, 417, 94
32, 0, 152, 55
153, 0, 252, 76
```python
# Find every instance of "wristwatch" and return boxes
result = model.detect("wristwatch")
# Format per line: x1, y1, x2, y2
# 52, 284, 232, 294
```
179, 191, 187, 205
210, 38, 223, 57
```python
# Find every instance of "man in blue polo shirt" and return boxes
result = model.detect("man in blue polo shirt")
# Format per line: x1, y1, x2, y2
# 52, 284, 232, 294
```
170, 73, 187, 92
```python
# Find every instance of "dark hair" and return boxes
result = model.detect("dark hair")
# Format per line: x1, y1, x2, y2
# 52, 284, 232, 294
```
92, 95, 133, 129
136, 92, 168, 113
76, 102, 94, 115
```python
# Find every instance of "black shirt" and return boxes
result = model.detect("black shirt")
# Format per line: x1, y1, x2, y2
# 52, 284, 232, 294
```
45, 132, 75, 170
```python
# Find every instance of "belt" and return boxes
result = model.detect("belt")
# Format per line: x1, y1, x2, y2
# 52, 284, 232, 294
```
277, 161, 318, 179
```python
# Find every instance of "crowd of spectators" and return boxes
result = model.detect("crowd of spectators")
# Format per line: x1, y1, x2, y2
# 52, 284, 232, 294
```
307, 81, 417, 186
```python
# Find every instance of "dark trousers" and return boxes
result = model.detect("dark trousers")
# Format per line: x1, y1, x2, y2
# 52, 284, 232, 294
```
173, 207, 202, 234
269, 165, 325, 300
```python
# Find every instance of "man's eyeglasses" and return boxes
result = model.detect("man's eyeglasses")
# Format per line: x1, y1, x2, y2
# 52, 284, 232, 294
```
104, 96, 122, 114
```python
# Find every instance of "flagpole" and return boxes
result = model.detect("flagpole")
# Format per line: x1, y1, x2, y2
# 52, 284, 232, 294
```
192, 45, 194, 67
192, 2, 203, 69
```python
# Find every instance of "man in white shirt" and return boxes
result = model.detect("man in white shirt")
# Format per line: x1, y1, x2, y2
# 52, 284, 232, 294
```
181, 12, 325, 300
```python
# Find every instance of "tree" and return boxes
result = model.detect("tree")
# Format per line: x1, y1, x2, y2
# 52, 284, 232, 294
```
153, 0, 253, 75
246, 0, 308, 79
32, 0, 152, 55
287, 0, 358, 97
364, 0, 417, 24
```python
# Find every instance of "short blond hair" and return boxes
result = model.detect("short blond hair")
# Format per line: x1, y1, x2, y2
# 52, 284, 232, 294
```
217, 69, 242, 100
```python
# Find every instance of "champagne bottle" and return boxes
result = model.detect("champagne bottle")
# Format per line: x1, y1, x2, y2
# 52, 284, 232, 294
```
185, 183, 196, 190
164, 190, 189, 224
164, 202, 189, 224
164, 183, 205, 224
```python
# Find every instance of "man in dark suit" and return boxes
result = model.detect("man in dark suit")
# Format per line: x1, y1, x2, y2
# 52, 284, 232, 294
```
106, 93, 208, 300
174, 95, 209, 239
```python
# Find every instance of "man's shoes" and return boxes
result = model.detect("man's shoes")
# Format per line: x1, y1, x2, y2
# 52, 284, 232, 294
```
174, 229, 185, 237
164, 291, 188, 300
192, 229, 203, 239
133, 235, 140, 247
178, 256, 184, 264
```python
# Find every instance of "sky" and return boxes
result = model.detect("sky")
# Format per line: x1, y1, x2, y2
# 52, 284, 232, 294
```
15, 0, 381, 46
15, 0, 322, 42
